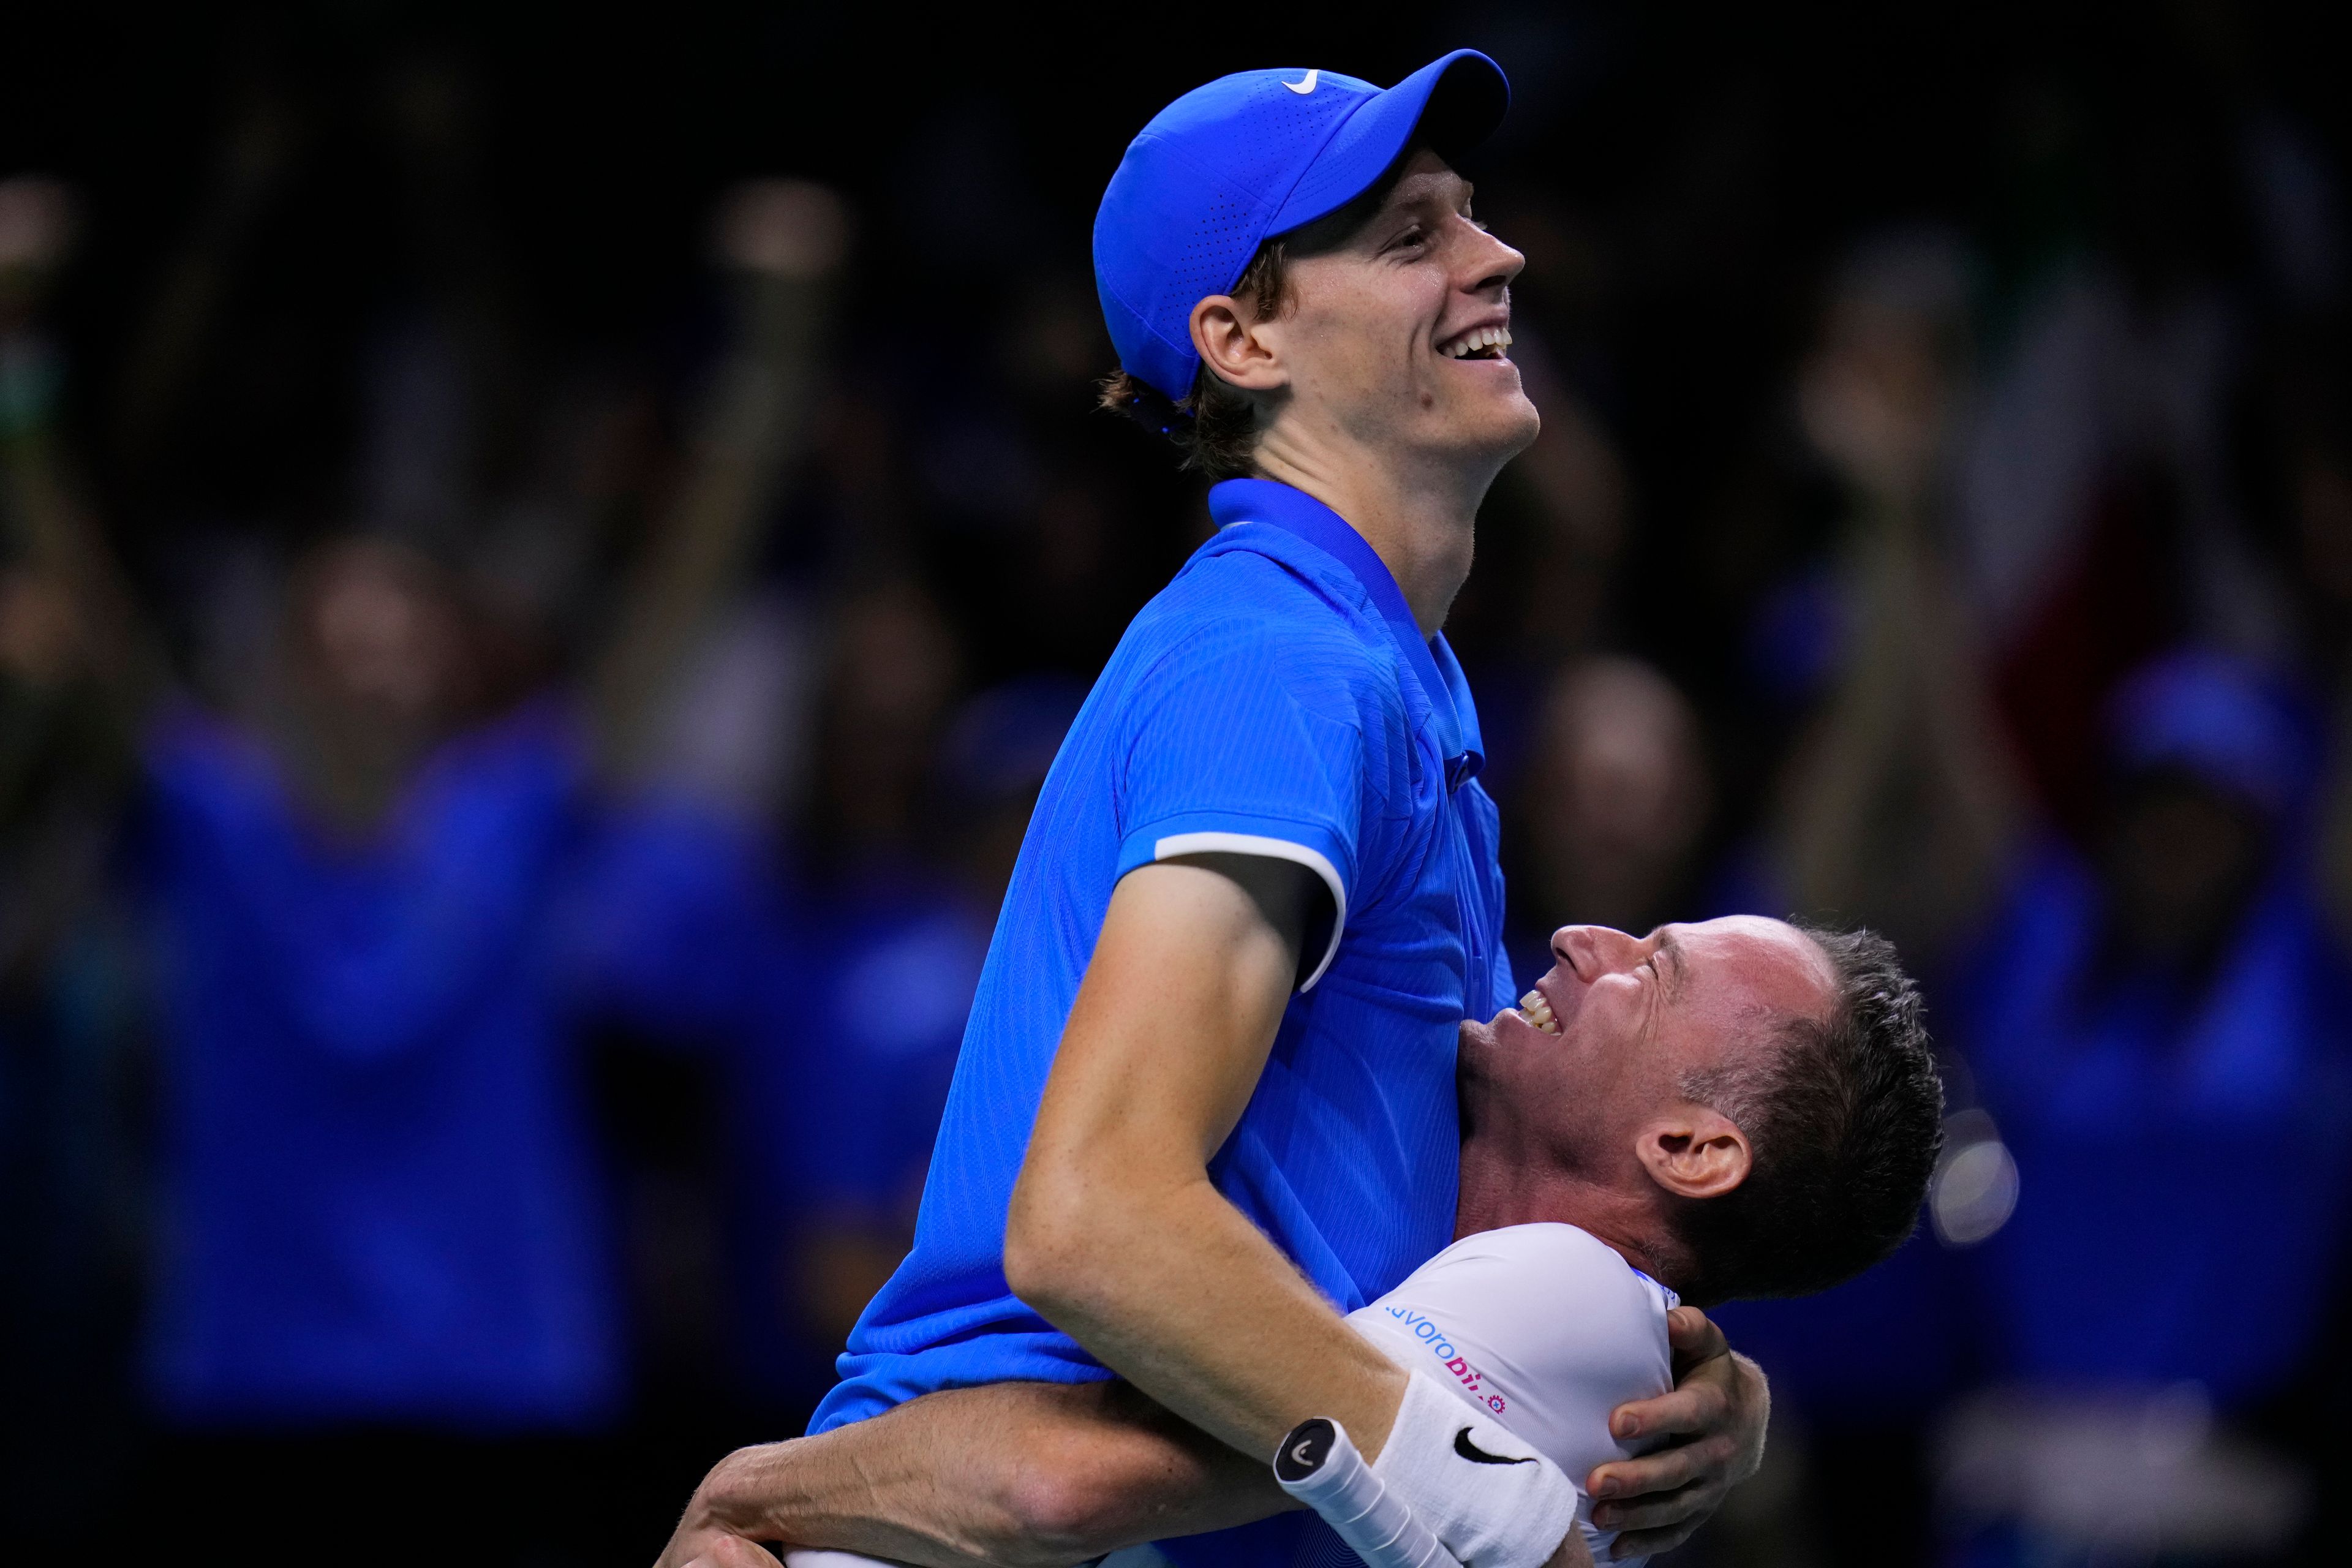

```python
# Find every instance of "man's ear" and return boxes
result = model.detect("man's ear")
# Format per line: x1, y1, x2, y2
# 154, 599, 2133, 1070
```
1190, 295, 1286, 393
1633, 1106, 1752, 1200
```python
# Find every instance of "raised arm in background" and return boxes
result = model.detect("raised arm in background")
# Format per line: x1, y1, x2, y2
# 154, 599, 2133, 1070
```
1, 174, 179, 734
587, 178, 845, 783
1771, 251, 2024, 963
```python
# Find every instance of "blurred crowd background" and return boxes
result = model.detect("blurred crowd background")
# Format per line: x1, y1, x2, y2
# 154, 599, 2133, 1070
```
5, 4, 2351, 1564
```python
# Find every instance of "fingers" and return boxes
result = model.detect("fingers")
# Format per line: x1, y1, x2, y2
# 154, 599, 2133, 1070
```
1611, 1330, 1746, 1446
1664, 1305, 1730, 1365
1543, 1525, 1599, 1568
1590, 1474, 1716, 1537
663, 1524, 776, 1568
1588, 1432, 1725, 1507
1586, 1316, 1760, 1561
1725, 1353, 1772, 1479
1607, 1519, 1707, 1561
1607, 1376, 1727, 1447
684, 1537, 781, 1568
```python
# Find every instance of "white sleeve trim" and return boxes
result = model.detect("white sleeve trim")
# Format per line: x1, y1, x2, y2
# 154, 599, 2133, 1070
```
1152, 830, 1346, 991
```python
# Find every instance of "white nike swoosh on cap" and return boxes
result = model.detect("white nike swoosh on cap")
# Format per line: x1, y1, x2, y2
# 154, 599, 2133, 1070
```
1284, 70, 1318, 94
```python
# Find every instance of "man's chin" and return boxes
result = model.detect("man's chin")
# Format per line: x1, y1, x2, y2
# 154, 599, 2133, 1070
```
1442, 393, 1541, 467
1461, 1006, 1552, 1057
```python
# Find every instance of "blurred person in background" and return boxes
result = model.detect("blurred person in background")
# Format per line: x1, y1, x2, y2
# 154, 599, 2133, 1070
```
561, 619, 1087, 1545
702, 578, 977, 1404
1939, 649, 2351, 1567
561, 578, 979, 1527
1686, 227, 2015, 1568
750, 663, 1088, 1389
1956, 59, 2299, 846
758, 663, 1085, 1374
2244, 331, 2352, 967
2277, 352, 2352, 1568
1502, 654, 1711, 987
1763, 229, 2023, 962
1698, 209, 2351, 1567
1, 121, 848, 1556
0, 172, 151, 1548
1714, 241, 2349, 1568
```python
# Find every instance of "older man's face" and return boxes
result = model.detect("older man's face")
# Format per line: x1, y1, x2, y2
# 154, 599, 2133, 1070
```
1461, 916, 1836, 1171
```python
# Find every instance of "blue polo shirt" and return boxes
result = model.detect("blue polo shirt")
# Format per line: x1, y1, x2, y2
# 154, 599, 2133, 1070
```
812, 480, 1513, 1460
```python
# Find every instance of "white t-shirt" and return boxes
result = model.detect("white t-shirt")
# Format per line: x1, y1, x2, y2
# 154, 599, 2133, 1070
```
1345, 1222, 1679, 1562
791, 1223, 1674, 1568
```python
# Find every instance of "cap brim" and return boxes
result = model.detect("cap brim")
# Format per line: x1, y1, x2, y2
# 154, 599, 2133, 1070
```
1267, 50, 1510, 236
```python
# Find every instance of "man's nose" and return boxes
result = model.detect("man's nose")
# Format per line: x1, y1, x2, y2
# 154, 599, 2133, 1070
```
1449, 217, 1524, 297
1462, 225, 1523, 296
1550, 924, 1645, 975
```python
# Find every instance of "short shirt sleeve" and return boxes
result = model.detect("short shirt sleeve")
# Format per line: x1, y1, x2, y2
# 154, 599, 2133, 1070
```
1111, 623, 1375, 990
1348, 1224, 1676, 1561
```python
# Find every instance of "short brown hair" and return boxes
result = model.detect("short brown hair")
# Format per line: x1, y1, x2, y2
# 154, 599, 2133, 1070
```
1670, 924, 1944, 1304
1096, 161, 1405, 480
1096, 239, 1296, 480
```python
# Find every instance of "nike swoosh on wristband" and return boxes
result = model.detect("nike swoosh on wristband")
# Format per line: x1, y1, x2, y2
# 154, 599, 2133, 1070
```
1454, 1428, 1534, 1466
1284, 70, 1319, 94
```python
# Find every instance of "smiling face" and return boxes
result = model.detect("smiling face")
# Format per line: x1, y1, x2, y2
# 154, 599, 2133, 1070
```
1461, 917, 1839, 1194
1189, 147, 1540, 477
295, 539, 467, 728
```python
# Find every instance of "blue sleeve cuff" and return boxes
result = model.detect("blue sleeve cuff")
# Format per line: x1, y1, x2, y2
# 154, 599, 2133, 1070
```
1116, 813, 1350, 990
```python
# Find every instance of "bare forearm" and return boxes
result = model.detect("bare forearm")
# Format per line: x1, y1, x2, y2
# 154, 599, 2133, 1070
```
679, 1423, 1026, 1568
1009, 859, 1406, 1464
660, 1381, 1286, 1568
1011, 1168, 1408, 1463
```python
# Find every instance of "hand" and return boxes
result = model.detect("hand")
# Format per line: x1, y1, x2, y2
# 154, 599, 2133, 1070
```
1584, 1306, 1769, 1559
654, 1510, 742, 1568
1544, 1529, 1599, 1568
654, 1455, 777, 1568
675, 1534, 777, 1568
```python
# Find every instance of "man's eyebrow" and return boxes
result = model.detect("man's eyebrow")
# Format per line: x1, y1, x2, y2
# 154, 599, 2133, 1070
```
1386, 173, 1469, 213
1649, 928, 1687, 1002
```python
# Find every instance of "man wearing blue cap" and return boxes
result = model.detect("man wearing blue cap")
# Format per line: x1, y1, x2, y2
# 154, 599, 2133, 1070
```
659, 55, 1768, 1568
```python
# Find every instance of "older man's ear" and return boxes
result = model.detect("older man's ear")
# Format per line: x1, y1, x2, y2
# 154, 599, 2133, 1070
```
1633, 1110, 1752, 1200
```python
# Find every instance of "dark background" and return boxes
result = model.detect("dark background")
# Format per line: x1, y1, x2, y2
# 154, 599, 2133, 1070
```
5, 3, 2350, 1564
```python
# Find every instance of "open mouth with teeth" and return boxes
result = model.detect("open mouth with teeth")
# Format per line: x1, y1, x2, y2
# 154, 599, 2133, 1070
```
1440, 325, 1513, 361
1516, 988, 1561, 1035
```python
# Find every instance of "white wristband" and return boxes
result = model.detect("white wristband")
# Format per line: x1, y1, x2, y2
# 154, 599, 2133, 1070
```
1275, 1416, 1461, 1567
1369, 1371, 1582, 1566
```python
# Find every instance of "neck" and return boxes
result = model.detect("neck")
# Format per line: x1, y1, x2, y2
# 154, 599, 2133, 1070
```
1251, 422, 1499, 639
1455, 1088, 1683, 1289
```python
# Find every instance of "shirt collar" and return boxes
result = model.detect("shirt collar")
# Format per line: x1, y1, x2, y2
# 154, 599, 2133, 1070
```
1207, 478, 1484, 788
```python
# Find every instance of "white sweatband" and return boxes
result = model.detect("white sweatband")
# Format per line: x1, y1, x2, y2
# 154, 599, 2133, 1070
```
1275, 1415, 1461, 1567
1370, 1371, 1582, 1566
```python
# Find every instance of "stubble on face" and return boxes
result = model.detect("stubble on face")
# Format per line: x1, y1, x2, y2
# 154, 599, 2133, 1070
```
1464, 918, 1837, 1163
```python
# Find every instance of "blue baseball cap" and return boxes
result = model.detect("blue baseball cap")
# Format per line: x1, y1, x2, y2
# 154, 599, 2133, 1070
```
2106, 649, 2315, 816
1093, 51, 1511, 404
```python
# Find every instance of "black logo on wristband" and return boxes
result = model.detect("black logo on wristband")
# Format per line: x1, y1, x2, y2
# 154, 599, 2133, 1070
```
1454, 1427, 1534, 1466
